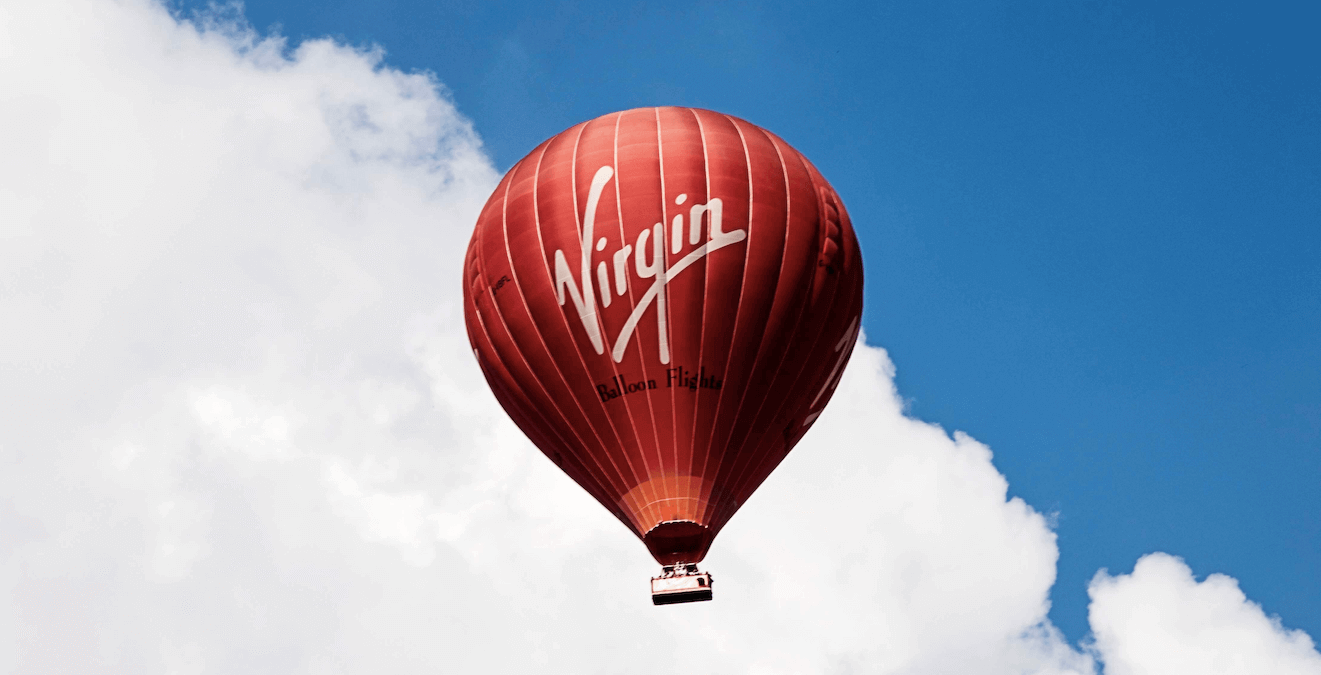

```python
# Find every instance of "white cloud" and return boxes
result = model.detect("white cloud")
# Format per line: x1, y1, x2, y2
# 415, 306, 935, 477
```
0, 1, 1315, 673
1088, 553, 1321, 675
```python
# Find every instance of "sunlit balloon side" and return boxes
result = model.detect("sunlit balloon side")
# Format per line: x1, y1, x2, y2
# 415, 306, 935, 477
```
462, 107, 863, 604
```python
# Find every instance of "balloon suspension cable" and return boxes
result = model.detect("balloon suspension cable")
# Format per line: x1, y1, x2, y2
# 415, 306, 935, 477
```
650, 562, 713, 605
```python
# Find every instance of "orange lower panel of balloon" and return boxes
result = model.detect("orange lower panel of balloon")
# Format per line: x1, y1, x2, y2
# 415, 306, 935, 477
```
620, 475, 718, 564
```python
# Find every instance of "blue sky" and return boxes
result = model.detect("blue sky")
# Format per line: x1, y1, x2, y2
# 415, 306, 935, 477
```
184, 0, 1321, 642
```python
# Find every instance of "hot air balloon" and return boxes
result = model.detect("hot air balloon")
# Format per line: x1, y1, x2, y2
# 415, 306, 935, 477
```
462, 107, 863, 605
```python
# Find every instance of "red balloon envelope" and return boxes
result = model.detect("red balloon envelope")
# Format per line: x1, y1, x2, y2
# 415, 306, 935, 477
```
463, 107, 863, 577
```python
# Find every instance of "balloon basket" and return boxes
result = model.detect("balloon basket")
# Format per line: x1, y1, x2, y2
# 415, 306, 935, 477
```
650, 563, 713, 605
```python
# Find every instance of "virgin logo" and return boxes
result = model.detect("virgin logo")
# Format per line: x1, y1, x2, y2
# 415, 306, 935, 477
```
553, 166, 747, 364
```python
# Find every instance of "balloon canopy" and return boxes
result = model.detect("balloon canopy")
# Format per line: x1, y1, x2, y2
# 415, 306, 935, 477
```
463, 107, 863, 568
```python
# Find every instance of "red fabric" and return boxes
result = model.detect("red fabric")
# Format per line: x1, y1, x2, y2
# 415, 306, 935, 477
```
463, 107, 864, 564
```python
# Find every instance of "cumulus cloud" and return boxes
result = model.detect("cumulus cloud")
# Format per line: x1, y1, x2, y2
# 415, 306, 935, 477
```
0, 1, 1315, 673
1088, 554, 1321, 675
